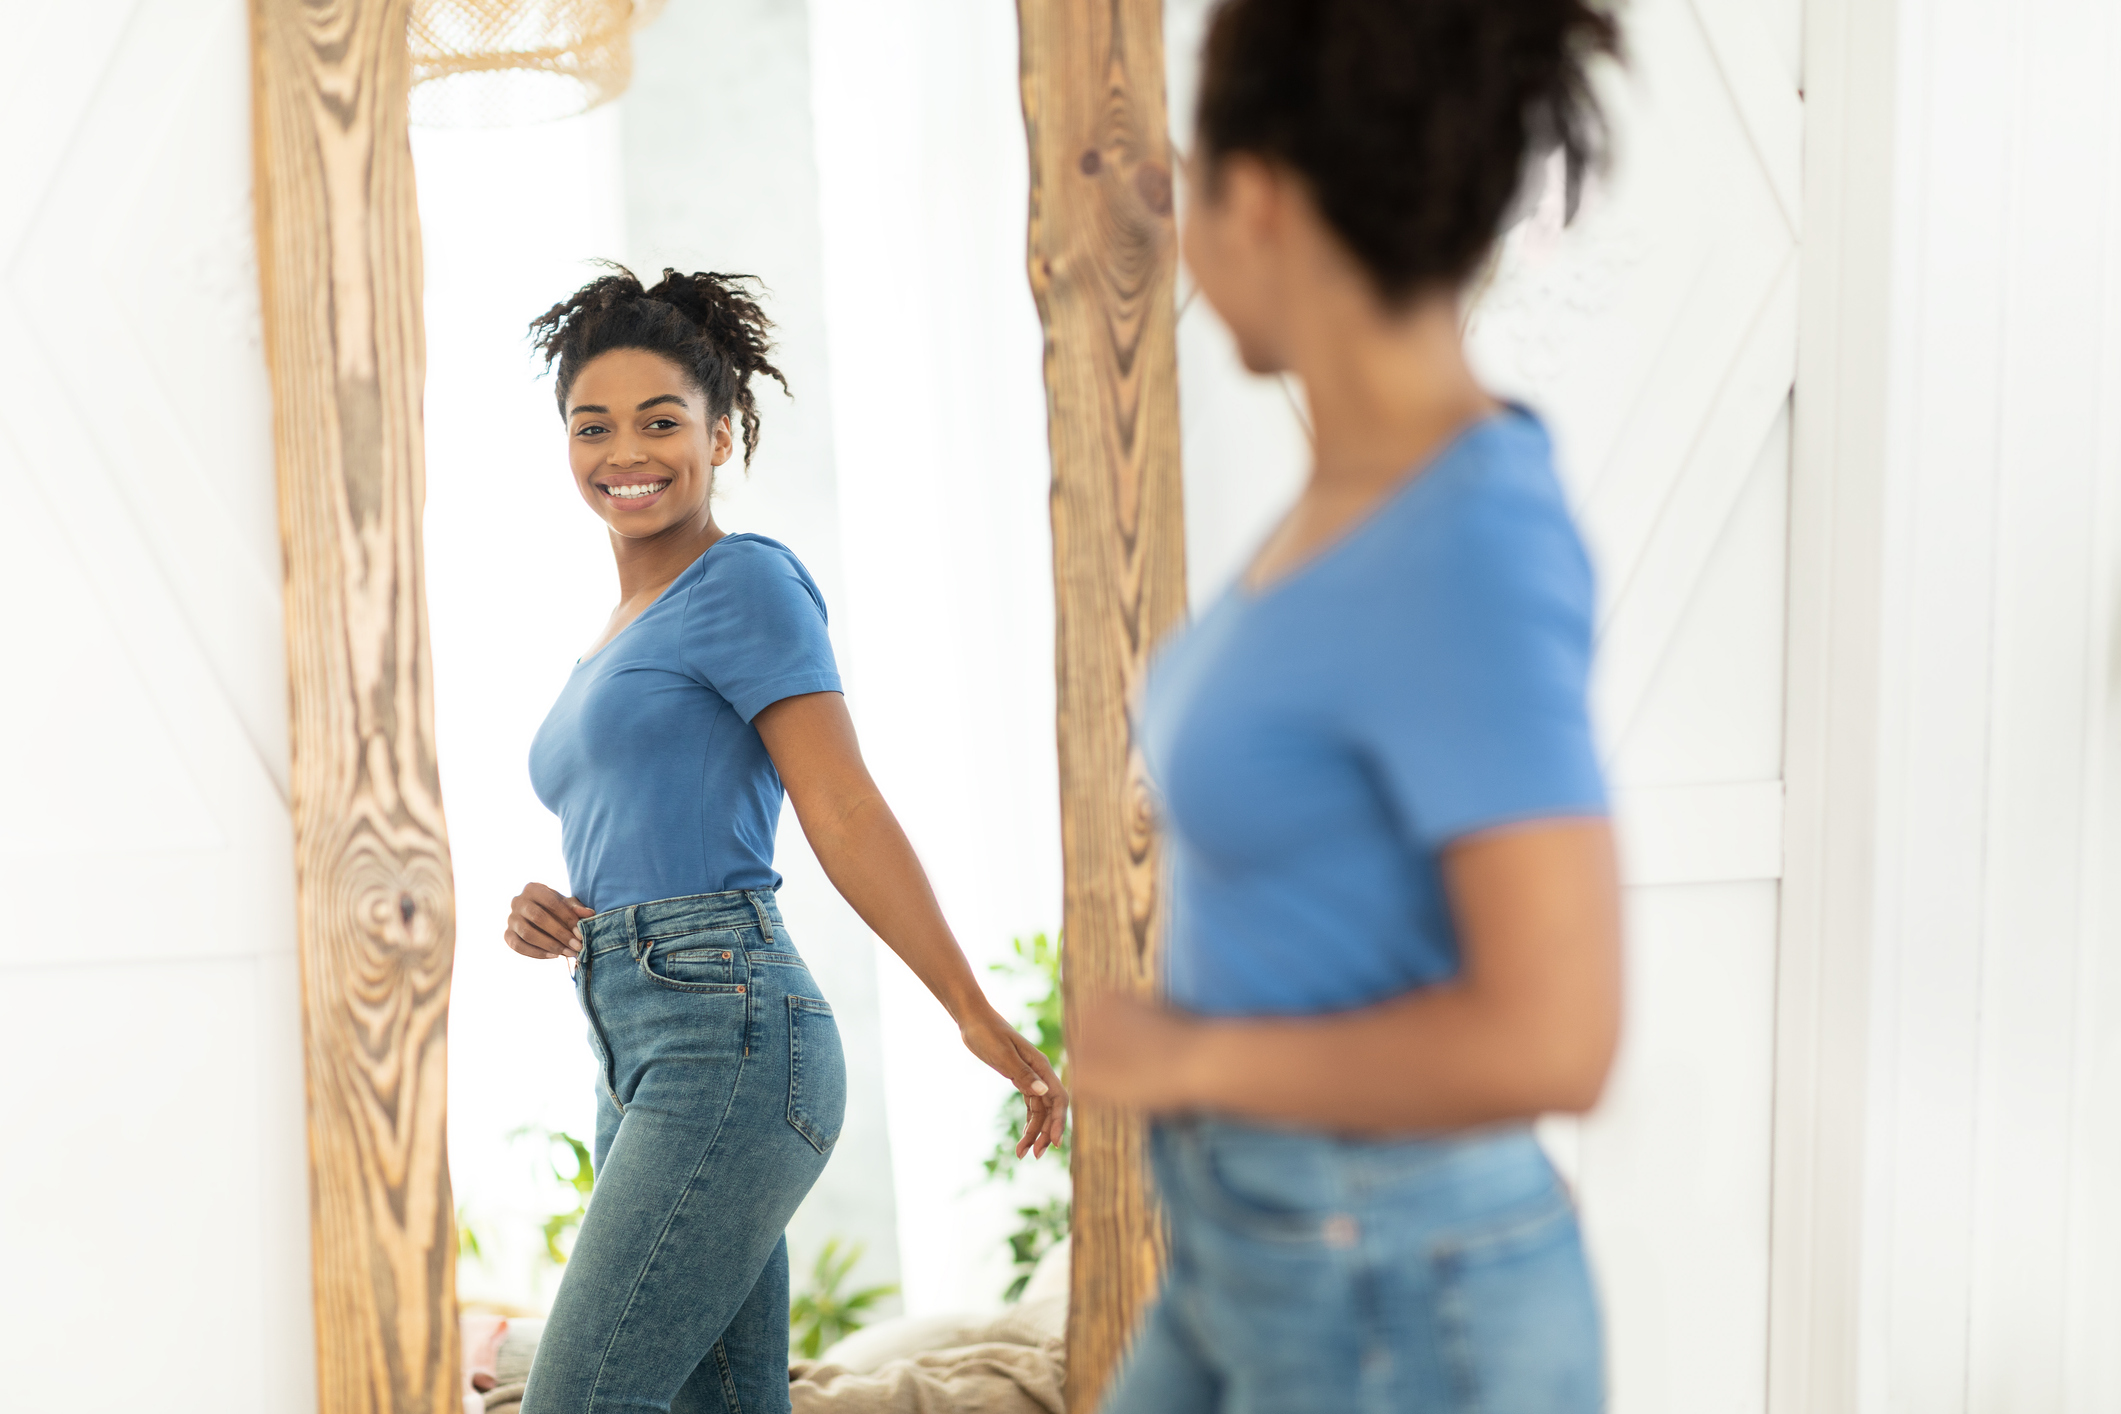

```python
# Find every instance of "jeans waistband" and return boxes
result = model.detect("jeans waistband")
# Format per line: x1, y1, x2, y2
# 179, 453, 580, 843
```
581, 889, 785, 958
1156, 1114, 1542, 1179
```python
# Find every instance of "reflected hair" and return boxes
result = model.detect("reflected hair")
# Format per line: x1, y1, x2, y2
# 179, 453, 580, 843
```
529, 265, 788, 465
1194, 0, 1622, 302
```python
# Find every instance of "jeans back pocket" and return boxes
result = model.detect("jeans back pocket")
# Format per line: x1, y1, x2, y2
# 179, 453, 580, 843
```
786, 995, 846, 1155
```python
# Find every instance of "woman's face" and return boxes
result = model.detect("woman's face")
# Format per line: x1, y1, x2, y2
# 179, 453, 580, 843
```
1180, 148, 1292, 375
564, 347, 733, 538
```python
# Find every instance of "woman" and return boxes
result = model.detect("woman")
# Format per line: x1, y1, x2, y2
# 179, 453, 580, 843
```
1072, 2, 1624, 1410
502, 268, 1067, 1414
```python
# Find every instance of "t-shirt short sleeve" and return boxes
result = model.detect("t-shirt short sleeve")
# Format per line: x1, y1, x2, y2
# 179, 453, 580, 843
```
679, 538, 843, 722
1350, 469, 1607, 848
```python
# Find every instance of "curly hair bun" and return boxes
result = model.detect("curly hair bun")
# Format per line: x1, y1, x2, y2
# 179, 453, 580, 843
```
1195, 0, 1622, 301
529, 266, 789, 465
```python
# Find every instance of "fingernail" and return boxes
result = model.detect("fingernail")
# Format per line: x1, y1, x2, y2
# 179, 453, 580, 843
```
1032, 1080, 1049, 1096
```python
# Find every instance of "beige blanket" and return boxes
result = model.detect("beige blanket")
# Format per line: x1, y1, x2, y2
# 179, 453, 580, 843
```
789, 1337, 1065, 1414
480, 1339, 1064, 1414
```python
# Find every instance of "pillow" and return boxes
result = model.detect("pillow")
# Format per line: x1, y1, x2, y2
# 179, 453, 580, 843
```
815, 1310, 1003, 1374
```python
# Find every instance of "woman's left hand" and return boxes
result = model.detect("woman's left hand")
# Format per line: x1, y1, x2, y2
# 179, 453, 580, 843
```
960, 1011, 1070, 1158
1069, 992, 1205, 1115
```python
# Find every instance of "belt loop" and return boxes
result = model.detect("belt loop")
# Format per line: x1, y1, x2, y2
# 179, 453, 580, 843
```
626, 904, 643, 960
746, 889, 777, 944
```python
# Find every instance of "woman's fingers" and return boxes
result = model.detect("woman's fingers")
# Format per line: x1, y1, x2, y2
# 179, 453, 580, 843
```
511, 908, 572, 958
1015, 1037, 1064, 1099
963, 1016, 1069, 1159
1011, 1035, 1069, 1157
504, 920, 563, 959
521, 899, 584, 956
505, 882, 589, 960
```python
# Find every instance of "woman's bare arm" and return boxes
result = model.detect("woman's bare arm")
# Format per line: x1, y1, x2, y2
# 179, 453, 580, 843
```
1070, 819, 1621, 1135
754, 690, 1069, 1156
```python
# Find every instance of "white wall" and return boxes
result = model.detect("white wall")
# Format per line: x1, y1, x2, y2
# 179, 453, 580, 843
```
0, 1, 314, 1408
1777, 0, 2121, 1408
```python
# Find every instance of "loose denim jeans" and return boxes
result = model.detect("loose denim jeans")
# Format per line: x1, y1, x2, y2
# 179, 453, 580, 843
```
1103, 1118, 1603, 1414
522, 891, 845, 1414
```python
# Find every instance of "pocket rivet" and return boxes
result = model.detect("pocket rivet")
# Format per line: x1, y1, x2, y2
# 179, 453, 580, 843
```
723, 951, 732, 960
736, 985, 746, 993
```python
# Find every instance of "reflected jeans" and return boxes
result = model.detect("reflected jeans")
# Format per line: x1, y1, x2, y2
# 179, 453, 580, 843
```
522, 890, 846, 1414
1102, 1119, 1604, 1414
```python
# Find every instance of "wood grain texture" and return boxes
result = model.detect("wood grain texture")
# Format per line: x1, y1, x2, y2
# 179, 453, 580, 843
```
249, 1, 460, 1409
1016, 2, 1187, 1407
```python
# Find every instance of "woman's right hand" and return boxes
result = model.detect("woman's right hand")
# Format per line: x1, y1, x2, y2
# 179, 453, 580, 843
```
505, 883, 593, 961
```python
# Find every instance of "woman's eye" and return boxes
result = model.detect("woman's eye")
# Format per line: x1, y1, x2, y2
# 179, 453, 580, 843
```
574, 423, 608, 437
646, 418, 678, 431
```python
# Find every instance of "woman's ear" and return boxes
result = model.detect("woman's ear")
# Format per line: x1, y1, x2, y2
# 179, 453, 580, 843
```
711, 414, 734, 467
1220, 153, 1286, 250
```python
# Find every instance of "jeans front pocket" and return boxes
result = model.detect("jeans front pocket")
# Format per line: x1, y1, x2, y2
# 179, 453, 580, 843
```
636, 929, 749, 993
1433, 1187, 1603, 1413
1180, 1123, 1337, 1245
786, 995, 846, 1155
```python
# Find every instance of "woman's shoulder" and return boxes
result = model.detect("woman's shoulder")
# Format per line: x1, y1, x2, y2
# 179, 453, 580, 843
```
1346, 408, 1593, 621
1422, 407, 1571, 519
684, 534, 829, 619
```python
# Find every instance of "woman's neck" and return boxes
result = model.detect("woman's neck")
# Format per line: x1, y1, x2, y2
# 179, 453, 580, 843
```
1290, 287, 1496, 493
610, 511, 726, 602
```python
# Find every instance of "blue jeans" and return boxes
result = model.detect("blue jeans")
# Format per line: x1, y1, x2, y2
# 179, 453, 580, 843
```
1102, 1119, 1603, 1414
522, 891, 846, 1414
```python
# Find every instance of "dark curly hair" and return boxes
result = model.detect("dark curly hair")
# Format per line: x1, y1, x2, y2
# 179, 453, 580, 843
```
529, 266, 789, 465
1194, 0, 1621, 302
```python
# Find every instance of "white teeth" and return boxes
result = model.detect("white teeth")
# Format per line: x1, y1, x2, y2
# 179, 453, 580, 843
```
607, 482, 667, 499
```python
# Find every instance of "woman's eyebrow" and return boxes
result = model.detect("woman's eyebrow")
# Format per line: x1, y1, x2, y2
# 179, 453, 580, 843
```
567, 403, 608, 417
636, 394, 687, 411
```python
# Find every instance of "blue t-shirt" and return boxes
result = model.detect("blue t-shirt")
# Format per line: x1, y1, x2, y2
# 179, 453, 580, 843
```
528, 534, 841, 911
1141, 409, 1606, 1018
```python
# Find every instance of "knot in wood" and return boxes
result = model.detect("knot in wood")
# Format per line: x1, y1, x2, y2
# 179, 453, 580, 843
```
1080, 147, 1103, 176
1133, 163, 1172, 216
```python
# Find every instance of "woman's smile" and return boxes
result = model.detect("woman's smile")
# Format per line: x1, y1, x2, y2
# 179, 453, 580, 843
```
596, 474, 674, 508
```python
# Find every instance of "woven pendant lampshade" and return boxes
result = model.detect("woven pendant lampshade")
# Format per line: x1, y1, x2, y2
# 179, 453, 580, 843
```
409, 0, 668, 127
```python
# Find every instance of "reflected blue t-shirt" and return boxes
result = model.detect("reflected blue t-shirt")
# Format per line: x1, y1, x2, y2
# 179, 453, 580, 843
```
1141, 409, 1606, 1018
529, 534, 840, 912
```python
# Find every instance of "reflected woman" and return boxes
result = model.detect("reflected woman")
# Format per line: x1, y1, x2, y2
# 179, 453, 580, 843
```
1074, 1, 1624, 1410
502, 269, 1067, 1414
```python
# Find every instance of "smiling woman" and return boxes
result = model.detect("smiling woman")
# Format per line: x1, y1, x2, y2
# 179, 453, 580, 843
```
501, 267, 1070, 1414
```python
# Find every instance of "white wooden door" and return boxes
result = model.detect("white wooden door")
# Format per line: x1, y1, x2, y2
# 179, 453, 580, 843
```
0, 1, 315, 1407
1166, 0, 1802, 1408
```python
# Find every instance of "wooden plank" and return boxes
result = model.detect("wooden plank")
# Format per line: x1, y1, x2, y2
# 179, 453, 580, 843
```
1016, 2, 1187, 1408
249, 2, 460, 1411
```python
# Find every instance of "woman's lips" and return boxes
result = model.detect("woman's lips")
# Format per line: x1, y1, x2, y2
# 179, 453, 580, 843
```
598, 479, 671, 510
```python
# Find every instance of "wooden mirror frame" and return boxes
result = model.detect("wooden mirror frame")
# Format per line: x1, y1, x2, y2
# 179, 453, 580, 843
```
248, 2, 1181, 1409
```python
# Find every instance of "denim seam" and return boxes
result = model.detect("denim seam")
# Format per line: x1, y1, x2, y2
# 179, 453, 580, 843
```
1429, 1187, 1572, 1261
712, 1335, 742, 1412
582, 1022, 752, 1411
576, 948, 625, 1114
786, 995, 836, 1153
1436, 1251, 1482, 1414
